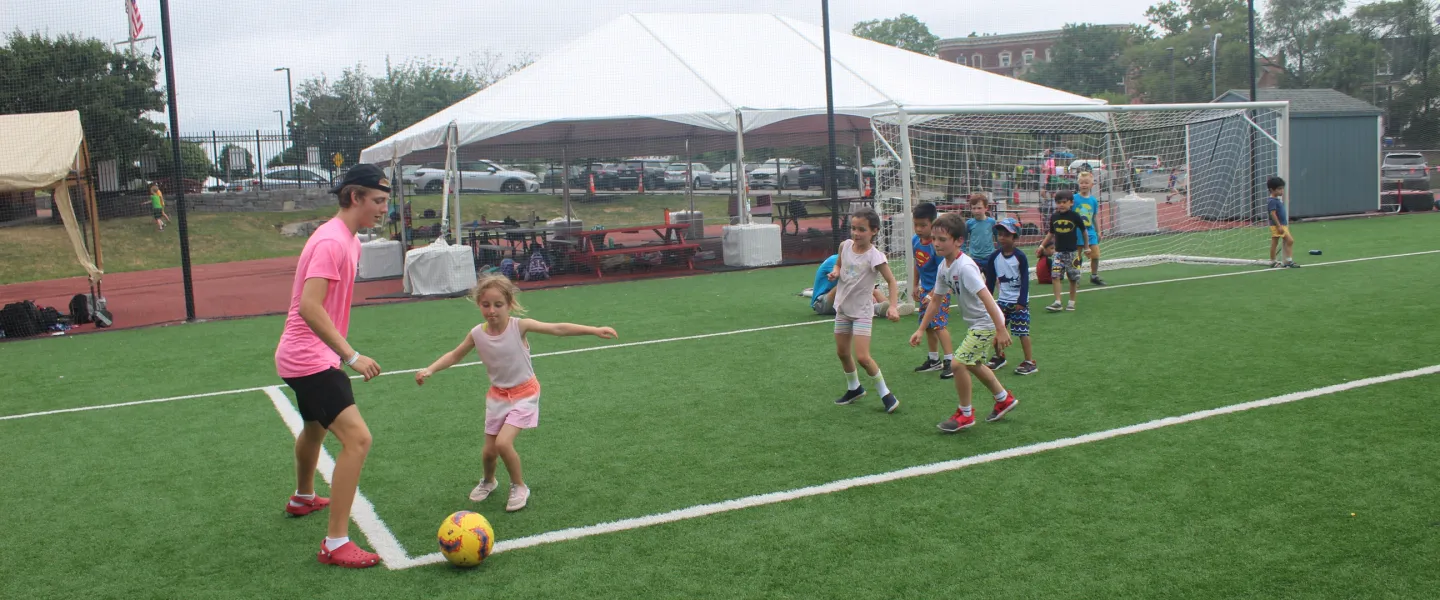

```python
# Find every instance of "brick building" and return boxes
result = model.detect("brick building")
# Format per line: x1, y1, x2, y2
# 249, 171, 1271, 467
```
936, 25, 1131, 78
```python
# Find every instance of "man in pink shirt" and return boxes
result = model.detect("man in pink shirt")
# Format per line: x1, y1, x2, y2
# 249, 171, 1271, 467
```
274, 164, 390, 568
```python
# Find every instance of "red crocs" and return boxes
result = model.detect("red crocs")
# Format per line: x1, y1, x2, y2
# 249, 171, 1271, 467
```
317, 540, 381, 568
285, 495, 330, 517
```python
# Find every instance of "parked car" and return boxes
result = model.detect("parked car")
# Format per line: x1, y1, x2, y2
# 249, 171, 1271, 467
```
711, 163, 746, 188
1127, 155, 1162, 170
779, 164, 860, 190
1382, 153, 1431, 191
407, 160, 540, 193
663, 163, 715, 189
614, 159, 668, 190
1068, 159, 1108, 182
228, 166, 332, 192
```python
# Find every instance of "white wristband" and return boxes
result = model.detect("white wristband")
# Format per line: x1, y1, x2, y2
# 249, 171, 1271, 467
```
346, 352, 361, 366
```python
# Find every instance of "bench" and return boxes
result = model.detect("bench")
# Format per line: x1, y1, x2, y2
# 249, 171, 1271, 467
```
575, 224, 700, 278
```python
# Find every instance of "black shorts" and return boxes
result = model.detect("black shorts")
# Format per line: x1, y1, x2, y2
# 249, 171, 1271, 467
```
281, 368, 355, 429
151, 207, 165, 220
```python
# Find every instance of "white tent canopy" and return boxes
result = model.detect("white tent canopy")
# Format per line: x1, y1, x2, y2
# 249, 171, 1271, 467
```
0, 110, 103, 283
361, 13, 1103, 163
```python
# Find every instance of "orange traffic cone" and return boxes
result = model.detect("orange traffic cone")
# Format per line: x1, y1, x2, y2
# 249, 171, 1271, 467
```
637, 173, 645, 194
863, 178, 872, 198
588, 173, 596, 195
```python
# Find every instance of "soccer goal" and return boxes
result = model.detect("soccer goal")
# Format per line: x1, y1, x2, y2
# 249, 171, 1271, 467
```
869, 102, 1290, 282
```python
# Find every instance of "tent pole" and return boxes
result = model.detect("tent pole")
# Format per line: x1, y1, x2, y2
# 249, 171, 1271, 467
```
897, 108, 917, 295
685, 138, 694, 229
562, 146, 572, 222
734, 110, 748, 225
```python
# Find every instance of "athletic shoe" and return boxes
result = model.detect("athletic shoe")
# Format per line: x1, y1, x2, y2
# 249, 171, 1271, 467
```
913, 358, 942, 373
986, 354, 1007, 371
987, 392, 1019, 422
469, 479, 499, 502
835, 386, 866, 405
1090, 275, 1107, 285
1014, 361, 1038, 376
1285, 261, 1302, 268
881, 393, 900, 414
285, 494, 330, 517
940, 359, 954, 380
317, 540, 380, 568
938, 409, 976, 433
506, 484, 530, 512
1045, 301, 1064, 312
1065, 302, 1077, 311
1271, 261, 1284, 268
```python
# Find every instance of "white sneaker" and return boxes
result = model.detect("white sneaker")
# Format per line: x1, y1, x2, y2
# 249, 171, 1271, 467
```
469, 479, 499, 502
1065, 302, 1077, 311
1045, 301, 1063, 312
506, 484, 530, 512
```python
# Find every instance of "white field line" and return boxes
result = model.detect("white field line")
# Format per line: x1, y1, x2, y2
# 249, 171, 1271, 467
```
3, 248, 1435, 423
263, 386, 413, 570
393, 364, 1440, 568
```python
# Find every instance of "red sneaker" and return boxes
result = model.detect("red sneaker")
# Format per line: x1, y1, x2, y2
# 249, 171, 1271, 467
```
987, 392, 1018, 422
317, 540, 381, 568
285, 494, 330, 516
937, 408, 975, 433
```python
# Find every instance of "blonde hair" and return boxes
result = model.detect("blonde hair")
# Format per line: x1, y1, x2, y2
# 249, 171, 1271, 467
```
1077, 171, 1094, 182
469, 274, 525, 314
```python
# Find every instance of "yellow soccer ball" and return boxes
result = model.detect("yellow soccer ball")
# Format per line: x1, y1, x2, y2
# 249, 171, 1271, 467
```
437, 511, 496, 567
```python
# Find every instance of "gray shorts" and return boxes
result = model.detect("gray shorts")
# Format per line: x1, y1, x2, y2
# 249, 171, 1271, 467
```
1051, 250, 1081, 282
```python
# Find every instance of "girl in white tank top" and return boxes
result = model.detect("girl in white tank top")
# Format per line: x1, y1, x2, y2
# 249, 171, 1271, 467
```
415, 276, 617, 512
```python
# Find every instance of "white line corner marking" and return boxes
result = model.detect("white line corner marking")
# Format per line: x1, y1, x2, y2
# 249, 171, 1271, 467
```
386, 365, 1439, 569
263, 386, 416, 570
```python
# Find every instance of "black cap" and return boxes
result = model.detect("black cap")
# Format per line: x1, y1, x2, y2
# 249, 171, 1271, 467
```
331, 163, 391, 194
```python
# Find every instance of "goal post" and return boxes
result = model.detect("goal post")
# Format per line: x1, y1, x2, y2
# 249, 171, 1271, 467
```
870, 102, 1290, 282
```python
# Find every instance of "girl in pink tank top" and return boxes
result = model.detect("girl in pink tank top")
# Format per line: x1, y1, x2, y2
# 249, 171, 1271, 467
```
415, 275, 617, 512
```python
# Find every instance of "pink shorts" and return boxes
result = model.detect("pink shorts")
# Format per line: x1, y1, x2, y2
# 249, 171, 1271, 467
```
485, 377, 540, 435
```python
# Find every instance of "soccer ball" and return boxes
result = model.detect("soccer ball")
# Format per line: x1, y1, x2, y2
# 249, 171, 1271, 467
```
437, 511, 496, 567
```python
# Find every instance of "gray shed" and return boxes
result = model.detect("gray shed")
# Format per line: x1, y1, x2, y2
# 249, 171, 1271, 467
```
1215, 89, 1382, 218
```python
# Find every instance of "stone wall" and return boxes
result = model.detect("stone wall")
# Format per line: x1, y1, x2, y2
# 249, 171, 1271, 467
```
183, 188, 335, 213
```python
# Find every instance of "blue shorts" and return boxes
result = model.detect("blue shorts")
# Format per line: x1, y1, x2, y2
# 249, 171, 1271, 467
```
999, 301, 1029, 337
1081, 228, 1099, 247
918, 287, 950, 329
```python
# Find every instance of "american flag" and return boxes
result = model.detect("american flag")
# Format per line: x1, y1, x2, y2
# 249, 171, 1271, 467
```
125, 0, 144, 40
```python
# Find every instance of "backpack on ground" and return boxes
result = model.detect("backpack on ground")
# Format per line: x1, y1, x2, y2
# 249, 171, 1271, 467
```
0, 300, 44, 338
69, 294, 92, 325
523, 249, 551, 281
499, 258, 518, 280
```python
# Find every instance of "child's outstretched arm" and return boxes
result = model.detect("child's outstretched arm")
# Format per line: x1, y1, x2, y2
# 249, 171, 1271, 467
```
415, 334, 476, 385
976, 288, 1012, 350
876, 263, 900, 322
521, 319, 618, 339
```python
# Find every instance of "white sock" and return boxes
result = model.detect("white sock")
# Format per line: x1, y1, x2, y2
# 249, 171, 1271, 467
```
928, 352, 939, 361
960, 405, 973, 417
943, 354, 953, 362
872, 372, 890, 397
844, 371, 860, 391
294, 490, 315, 500
324, 536, 350, 552
994, 390, 1009, 401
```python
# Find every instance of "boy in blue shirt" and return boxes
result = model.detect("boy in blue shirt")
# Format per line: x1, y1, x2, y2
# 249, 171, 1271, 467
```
1267, 176, 1300, 268
1073, 172, 1106, 285
982, 219, 1037, 375
911, 202, 955, 379
965, 193, 998, 261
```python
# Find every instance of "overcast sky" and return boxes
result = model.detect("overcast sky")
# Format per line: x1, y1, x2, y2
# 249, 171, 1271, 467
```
3, 0, 1190, 133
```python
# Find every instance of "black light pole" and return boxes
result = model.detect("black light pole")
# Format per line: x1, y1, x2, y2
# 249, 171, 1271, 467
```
1166, 47, 1175, 102
158, 0, 195, 321
1247, 0, 1261, 218
821, 0, 841, 251
1247, 0, 1258, 103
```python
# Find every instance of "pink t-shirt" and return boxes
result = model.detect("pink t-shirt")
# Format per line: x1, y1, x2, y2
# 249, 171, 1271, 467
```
275, 218, 361, 379
834, 239, 888, 319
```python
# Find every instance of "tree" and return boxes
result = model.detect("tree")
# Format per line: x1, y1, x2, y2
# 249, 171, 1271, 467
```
154, 141, 215, 181
1127, 0, 1265, 103
0, 32, 165, 166
216, 144, 254, 178
283, 66, 377, 168
1025, 24, 1136, 98
1263, 0, 1347, 87
852, 14, 939, 56
1352, 0, 1437, 144
373, 58, 480, 139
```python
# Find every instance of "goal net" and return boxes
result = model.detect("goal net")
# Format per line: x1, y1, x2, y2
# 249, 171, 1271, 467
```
869, 102, 1290, 284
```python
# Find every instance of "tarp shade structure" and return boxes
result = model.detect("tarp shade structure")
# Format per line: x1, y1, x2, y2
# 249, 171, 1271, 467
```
0, 110, 103, 282
0, 111, 86, 192
361, 13, 1103, 163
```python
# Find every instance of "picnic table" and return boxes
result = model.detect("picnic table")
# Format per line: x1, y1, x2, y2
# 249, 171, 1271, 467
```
766, 196, 874, 235
575, 224, 699, 278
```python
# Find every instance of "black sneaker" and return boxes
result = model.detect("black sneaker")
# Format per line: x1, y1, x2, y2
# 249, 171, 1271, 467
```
881, 393, 900, 413
986, 354, 1007, 371
1285, 261, 1301, 268
939, 359, 954, 380
1014, 360, 1038, 375
835, 386, 865, 405
1090, 275, 1107, 286
913, 358, 942, 373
